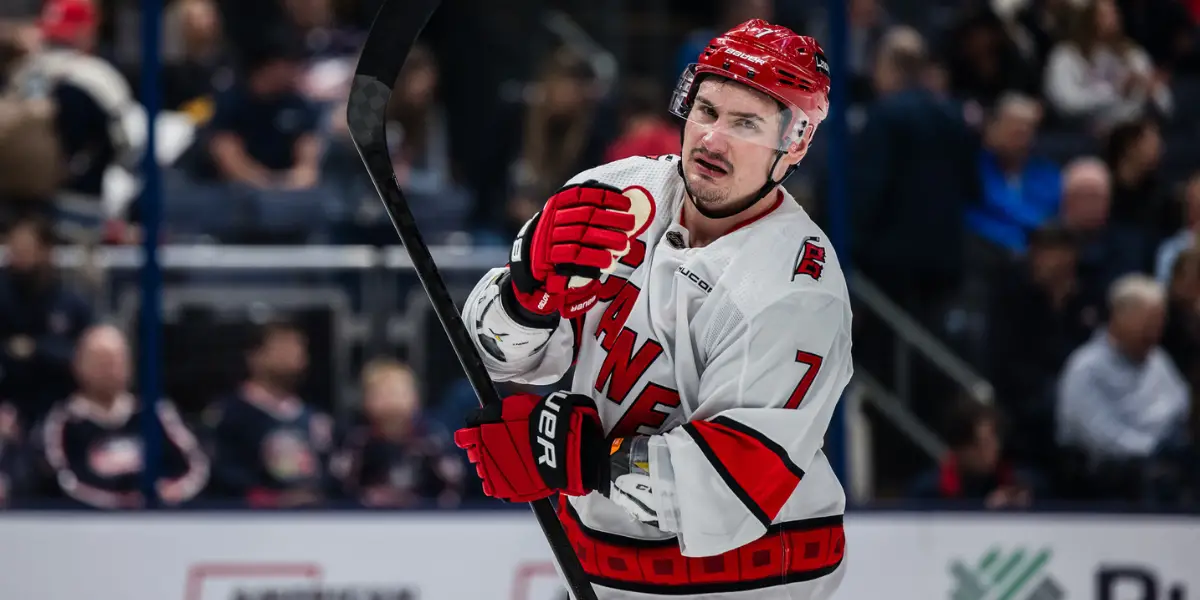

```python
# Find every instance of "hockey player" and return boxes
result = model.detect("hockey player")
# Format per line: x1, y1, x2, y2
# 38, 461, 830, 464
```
454, 19, 851, 599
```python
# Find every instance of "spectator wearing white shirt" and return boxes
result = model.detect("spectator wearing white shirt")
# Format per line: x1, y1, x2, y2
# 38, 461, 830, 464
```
1057, 274, 1190, 463
1043, 0, 1171, 130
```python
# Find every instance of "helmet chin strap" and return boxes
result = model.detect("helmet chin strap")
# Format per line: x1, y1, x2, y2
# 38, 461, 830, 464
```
676, 149, 799, 220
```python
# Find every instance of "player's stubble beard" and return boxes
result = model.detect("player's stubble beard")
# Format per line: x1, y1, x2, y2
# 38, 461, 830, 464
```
682, 149, 764, 220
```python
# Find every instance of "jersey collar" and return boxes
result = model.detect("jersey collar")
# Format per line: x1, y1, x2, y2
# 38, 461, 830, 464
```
677, 189, 786, 243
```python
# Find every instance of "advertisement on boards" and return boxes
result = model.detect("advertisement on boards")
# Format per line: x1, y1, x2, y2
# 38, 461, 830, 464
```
0, 513, 565, 600
839, 513, 1199, 600
0, 511, 1195, 599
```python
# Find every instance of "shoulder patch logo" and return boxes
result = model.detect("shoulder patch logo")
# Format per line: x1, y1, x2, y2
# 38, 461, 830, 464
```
792, 236, 826, 281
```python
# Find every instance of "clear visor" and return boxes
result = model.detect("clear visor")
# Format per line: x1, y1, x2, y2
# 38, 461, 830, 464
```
669, 64, 810, 153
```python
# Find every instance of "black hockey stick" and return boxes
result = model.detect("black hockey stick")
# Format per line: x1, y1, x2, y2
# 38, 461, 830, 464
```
345, 2, 597, 599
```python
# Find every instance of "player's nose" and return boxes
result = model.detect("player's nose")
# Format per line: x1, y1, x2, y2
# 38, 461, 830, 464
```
698, 127, 732, 153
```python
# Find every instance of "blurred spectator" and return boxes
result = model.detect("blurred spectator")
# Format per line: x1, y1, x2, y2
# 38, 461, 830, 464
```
204, 319, 334, 507
0, 445, 13, 507
1057, 157, 1145, 311
967, 93, 1062, 255
603, 78, 679, 163
921, 58, 953, 99
211, 0, 293, 66
33, 325, 209, 509
506, 48, 606, 235
281, 0, 360, 59
0, 401, 25, 506
1106, 118, 1167, 237
1060, 158, 1114, 235
204, 31, 320, 190
1115, 0, 1198, 72
161, 0, 232, 117
384, 45, 452, 198
1163, 249, 1200, 386
323, 43, 471, 244
1056, 275, 1190, 467
0, 21, 63, 207
1155, 172, 1200, 285
988, 225, 1097, 465
6, 0, 139, 199
806, 0, 891, 104
1014, 0, 1076, 72
852, 26, 979, 322
381, 43, 472, 238
1043, 0, 1172, 130
673, 0, 775, 85
909, 400, 1038, 508
942, 5, 1042, 107
283, 0, 332, 45
166, 28, 338, 243
0, 217, 94, 427
331, 359, 462, 508
0, 20, 39, 86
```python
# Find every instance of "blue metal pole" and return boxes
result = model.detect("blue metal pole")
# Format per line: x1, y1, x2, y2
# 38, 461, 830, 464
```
825, 0, 850, 484
138, 0, 164, 507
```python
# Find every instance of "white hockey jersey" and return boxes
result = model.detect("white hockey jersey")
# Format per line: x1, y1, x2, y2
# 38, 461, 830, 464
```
463, 155, 852, 599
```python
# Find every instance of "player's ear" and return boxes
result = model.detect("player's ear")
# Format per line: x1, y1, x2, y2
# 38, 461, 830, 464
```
788, 116, 822, 162
773, 135, 809, 180
785, 136, 809, 164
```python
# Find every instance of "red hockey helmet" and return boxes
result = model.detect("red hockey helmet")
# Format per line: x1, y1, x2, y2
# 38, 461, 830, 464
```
669, 19, 831, 151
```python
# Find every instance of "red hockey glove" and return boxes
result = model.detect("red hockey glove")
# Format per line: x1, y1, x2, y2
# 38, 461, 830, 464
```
453, 391, 607, 502
506, 181, 637, 324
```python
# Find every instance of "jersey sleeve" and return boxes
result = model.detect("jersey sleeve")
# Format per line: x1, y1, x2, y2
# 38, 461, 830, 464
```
647, 290, 852, 557
462, 267, 577, 385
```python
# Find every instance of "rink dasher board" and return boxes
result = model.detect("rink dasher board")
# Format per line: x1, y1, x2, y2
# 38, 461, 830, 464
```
0, 511, 1194, 599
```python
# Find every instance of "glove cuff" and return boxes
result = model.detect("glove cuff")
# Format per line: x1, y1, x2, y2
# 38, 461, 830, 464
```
601, 436, 651, 497
498, 272, 561, 330
580, 417, 611, 495
508, 211, 545, 296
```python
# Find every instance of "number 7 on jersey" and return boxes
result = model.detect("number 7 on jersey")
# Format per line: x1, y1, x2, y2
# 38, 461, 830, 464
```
784, 351, 823, 409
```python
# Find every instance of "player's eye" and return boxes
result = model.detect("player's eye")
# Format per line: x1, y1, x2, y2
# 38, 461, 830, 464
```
701, 106, 718, 119
737, 119, 760, 131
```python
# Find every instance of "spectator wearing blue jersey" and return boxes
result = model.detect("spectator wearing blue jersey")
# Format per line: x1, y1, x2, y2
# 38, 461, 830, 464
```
332, 359, 462, 508
967, 93, 1063, 255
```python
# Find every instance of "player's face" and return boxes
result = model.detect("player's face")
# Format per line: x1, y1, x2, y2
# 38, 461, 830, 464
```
681, 79, 797, 218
